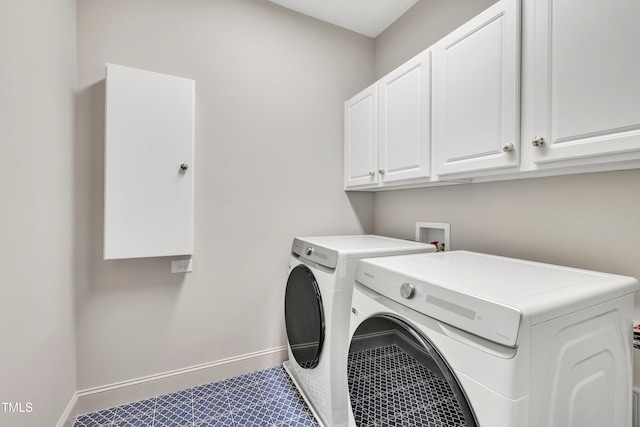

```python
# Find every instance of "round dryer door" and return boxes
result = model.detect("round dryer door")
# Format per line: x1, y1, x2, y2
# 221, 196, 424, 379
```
284, 264, 325, 369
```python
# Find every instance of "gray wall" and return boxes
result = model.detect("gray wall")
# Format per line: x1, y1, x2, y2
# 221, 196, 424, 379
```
375, 0, 498, 79
0, 0, 77, 425
75, 0, 375, 389
373, 0, 640, 382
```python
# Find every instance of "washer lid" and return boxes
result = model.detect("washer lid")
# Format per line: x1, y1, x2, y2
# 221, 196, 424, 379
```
356, 251, 639, 347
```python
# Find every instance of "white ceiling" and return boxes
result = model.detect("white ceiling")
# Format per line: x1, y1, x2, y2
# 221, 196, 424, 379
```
268, 0, 419, 38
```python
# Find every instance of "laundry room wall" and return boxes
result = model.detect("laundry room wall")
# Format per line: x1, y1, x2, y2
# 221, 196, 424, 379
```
372, 0, 640, 385
75, 0, 374, 391
0, 0, 77, 426
374, 0, 498, 78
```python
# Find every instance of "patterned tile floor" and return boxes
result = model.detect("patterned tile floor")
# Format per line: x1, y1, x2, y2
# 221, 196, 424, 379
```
347, 344, 468, 427
73, 366, 320, 427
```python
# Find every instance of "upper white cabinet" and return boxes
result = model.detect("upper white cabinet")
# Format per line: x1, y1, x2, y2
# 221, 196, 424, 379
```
433, 0, 521, 176
344, 83, 378, 189
345, 50, 432, 190
344, 0, 640, 191
528, 0, 640, 164
104, 64, 195, 260
379, 50, 432, 185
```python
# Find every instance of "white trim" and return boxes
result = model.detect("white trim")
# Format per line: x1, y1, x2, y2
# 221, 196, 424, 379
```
76, 346, 288, 415
56, 392, 78, 427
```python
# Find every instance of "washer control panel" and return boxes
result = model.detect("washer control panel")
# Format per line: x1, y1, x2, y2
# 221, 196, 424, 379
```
356, 260, 522, 348
292, 238, 339, 269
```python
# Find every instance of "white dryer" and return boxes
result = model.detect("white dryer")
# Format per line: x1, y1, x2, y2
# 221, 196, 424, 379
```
347, 251, 638, 427
283, 235, 435, 427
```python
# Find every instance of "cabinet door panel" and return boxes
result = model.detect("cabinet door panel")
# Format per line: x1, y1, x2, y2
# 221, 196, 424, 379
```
434, 0, 520, 176
104, 64, 194, 259
532, 0, 640, 163
345, 84, 378, 189
379, 50, 431, 184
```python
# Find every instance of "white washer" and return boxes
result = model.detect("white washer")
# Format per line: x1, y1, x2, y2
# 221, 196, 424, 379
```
348, 251, 638, 427
283, 235, 435, 427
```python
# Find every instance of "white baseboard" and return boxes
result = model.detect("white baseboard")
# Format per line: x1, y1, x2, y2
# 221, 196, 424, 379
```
56, 392, 78, 427
75, 346, 288, 416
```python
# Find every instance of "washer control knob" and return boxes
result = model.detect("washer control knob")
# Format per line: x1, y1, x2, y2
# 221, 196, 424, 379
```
400, 283, 415, 299
305, 247, 314, 256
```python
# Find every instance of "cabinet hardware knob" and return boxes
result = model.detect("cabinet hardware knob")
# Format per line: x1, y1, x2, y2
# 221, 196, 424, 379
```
379, 169, 385, 175
532, 136, 545, 147
369, 171, 375, 177
502, 143, 515, 152
180, 163, 189, 171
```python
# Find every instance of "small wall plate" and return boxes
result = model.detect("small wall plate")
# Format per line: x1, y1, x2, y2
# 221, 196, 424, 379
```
171, 259, 193, 273
416, 222, 450, 251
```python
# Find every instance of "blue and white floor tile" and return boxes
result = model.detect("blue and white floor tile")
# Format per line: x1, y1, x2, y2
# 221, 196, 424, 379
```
73, 366, 320, 427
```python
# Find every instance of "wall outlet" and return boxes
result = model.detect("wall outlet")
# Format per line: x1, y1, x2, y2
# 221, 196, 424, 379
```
171, 259, 193, 273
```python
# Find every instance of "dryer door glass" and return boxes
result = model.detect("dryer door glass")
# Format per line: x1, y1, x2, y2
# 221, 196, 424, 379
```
348, 316, 478, 426
284, 264, 325, 369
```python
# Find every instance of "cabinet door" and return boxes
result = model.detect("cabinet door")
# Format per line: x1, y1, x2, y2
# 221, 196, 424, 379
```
104, 64, 195, 260
530, 0, 640, 164
434, 0, 521, 176
344, 84, 378, 189
379, 50, 432, 185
